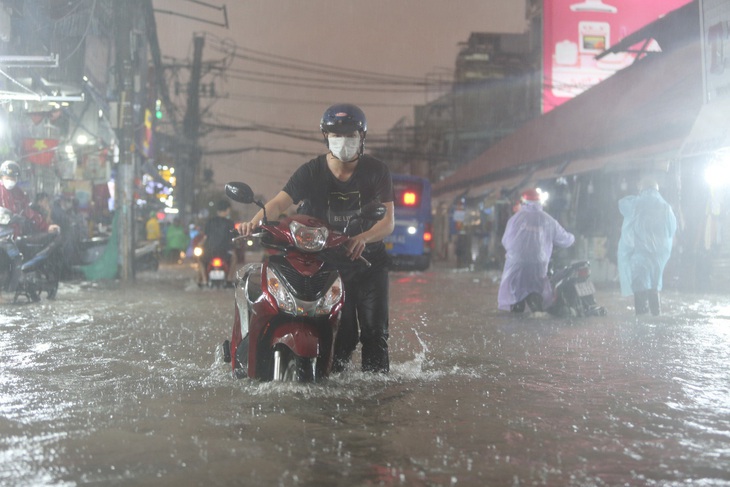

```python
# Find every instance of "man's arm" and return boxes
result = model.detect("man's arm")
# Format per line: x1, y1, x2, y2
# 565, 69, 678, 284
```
237, 191, 294, 236
21, 205, 55, 233
344, 201, 395, 260
553, 219, 575, 249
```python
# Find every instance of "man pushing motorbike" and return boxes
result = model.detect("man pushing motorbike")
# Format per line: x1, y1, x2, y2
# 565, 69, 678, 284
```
0, 160, 60, 303
236, 104, 395, 373
498, 188, 575, 313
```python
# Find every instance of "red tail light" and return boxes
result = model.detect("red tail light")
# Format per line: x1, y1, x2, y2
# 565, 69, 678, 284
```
576, 267, 590, 279
212, 257, 224, 267
423, 223, 433, 249
402, 191, 418, 206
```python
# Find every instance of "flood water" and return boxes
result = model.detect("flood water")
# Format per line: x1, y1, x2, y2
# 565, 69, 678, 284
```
1, 262, 729, 486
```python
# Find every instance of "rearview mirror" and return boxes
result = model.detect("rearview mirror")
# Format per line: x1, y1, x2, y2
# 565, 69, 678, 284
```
359, 201, 387, 221
225, 182, 255, 204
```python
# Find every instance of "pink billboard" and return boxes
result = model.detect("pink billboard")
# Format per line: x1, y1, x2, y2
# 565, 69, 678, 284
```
543, 0, 692, 113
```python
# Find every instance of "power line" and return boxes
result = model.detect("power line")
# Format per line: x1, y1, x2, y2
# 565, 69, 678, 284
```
223, 92, 417, 108
207, 39, 451, 86
223, 65, 432, 88
201, 119, 396, 146
204, 146, 316, 157
222, 70, 433, 94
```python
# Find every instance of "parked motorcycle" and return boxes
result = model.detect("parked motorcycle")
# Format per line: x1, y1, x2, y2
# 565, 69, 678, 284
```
0, 208, 62, 303
78, 236, 160, 273
548, 260, 606, 317
221, 181, 386, 382
134, 240, 160, 272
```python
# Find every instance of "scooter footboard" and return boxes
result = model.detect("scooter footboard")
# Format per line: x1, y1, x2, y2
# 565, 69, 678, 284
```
271, 323, 321, 358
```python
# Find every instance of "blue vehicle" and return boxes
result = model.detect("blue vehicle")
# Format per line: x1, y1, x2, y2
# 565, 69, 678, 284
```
384, 174, 433, 271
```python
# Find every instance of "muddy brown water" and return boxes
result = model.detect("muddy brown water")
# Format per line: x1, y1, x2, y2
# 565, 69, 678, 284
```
1, 263, 729, 486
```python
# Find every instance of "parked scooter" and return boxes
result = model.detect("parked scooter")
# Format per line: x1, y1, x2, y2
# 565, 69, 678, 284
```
78, 236, 160, 273
134, 240, 160, 272
548, 260, 606, 317
221, 181, 386, 382
0, 208, 62, 302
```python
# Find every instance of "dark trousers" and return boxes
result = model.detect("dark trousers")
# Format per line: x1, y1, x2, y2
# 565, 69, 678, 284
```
0, 240, 22, 293
334, 264, 390, 373
634, 289, 660, 316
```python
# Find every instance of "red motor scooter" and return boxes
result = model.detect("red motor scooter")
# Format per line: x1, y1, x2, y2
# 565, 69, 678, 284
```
221, 182, 385, 382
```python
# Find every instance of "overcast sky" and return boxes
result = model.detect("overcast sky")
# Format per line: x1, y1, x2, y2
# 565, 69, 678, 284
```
153, 0, 526, 201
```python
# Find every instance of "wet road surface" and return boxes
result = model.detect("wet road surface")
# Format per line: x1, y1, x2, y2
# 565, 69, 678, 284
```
1, 262, 729, 486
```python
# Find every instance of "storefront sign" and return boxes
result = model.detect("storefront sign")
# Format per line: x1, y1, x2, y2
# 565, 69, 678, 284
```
543, 0, 692, 113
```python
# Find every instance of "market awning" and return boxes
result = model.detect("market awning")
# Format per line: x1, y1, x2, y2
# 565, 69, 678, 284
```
679, 97, 730, 158
433, 2, 702, 201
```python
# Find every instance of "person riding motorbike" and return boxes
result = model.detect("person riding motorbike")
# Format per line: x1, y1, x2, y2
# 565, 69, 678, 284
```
498, 188, 575, 313
198, 199, 238, 288
236, 103, 395, 373
0, 160, 60, 302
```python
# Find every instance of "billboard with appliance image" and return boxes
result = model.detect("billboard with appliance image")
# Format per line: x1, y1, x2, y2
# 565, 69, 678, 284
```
543, 0, 692, 113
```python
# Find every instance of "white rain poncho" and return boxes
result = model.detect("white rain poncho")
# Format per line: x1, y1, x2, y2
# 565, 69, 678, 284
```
617, 189, 677, 296
498, 201, 575, 311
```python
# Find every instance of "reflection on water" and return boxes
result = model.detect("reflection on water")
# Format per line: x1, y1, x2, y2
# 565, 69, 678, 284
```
1, 265, 729, 485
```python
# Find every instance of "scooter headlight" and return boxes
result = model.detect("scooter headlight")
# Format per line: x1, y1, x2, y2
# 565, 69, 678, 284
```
193, 246, 203, 257
315, 275, 343, 315
266, 266, 296, 314
290, 221, 328, 252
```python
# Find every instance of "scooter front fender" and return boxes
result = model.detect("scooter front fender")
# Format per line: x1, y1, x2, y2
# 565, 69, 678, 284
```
270, 322, 321, 358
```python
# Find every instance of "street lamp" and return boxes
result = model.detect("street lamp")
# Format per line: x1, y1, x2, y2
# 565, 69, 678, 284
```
705, 149, 730, 188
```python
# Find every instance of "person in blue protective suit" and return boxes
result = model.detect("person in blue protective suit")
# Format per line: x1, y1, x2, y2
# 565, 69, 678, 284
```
617, 177, 677, 316
498, 188, 575, 313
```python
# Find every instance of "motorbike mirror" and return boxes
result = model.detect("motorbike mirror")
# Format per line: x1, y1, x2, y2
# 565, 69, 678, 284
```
225, 182, 255, 204
359, 201, 387, 221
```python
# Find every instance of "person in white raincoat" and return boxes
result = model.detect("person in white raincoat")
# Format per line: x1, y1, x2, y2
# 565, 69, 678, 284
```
498, 188, 575, 312
617, 178, 677, 316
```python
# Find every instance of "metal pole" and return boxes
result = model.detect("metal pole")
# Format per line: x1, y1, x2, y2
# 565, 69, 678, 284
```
180, 34, 205, 223
114, 1, 136, 281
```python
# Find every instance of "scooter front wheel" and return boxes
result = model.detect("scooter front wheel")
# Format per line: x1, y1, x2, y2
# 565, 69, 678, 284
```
273, 346, 317, 383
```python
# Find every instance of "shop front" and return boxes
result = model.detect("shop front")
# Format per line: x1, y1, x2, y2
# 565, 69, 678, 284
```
432, 3, 730, 291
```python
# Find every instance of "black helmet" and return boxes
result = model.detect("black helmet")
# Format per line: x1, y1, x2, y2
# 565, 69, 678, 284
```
320, 104, 367, 155
320, 103, 367, 136
0, 160, 20, 179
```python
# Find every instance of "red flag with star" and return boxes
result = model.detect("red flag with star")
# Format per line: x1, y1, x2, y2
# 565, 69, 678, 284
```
22, 138, 59, 166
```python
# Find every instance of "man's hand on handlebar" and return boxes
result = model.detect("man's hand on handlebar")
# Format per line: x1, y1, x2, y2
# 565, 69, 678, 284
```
236, 221, 258, 237
345, 235, 367, 261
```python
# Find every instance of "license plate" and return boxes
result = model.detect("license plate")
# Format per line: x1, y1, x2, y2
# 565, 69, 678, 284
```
575, 280, 595, 297
209, 270, 225, 281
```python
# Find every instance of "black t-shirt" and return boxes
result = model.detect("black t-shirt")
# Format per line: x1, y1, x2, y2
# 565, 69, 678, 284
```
282, 154, 393, 265
204, 216, 235, 255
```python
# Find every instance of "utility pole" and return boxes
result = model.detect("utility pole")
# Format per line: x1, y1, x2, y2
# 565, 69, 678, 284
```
179, 34, 205, 223
114, 1, 137, 281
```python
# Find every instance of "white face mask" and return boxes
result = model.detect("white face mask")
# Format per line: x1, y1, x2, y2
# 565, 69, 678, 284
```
2, 179, 16, 190
328, 134, 361, 162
